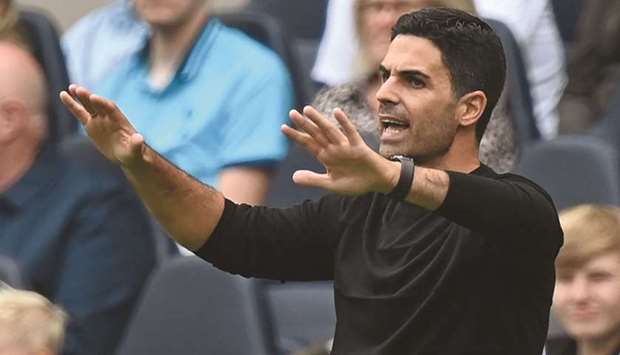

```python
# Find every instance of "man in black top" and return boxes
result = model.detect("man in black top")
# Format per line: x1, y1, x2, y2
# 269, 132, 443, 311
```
60, 8, 563, 355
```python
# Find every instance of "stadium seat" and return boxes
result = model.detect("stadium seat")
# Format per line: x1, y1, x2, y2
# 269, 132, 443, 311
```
591, 80, 620, 157
263, 280, 336, 354
517, 135, 620, 211
0, 255, 28, 289
245, 0, 328, 41
550, 0, 583, 44
116, 256, 275, 355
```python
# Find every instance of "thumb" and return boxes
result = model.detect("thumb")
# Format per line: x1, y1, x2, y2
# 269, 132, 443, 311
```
292, 170, 331, 189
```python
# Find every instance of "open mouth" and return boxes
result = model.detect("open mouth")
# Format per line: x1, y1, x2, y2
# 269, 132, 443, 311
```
380, 118, 410, 135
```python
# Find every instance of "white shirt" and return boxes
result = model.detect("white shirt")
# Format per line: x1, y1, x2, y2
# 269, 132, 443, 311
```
311, 0, 359, 86
474, 0, 567, 139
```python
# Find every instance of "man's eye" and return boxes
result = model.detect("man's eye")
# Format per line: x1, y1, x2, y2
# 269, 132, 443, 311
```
408, 77, 425, 88
380, 71, 389, 83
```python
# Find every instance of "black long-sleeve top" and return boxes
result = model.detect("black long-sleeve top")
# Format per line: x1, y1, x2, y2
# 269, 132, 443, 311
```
197, 164, 563, 355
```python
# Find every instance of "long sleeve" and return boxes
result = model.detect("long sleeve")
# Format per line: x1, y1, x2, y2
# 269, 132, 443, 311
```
435, 169, 563, 252
196, 196, 343, 281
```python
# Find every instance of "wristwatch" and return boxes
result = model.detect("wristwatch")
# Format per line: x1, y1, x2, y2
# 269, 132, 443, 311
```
386, 155, 415, 200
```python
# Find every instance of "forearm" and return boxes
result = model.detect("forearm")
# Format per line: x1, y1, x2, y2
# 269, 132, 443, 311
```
403, 166, 450, 210
121, 145, 224, 250
378, 160, 450, 211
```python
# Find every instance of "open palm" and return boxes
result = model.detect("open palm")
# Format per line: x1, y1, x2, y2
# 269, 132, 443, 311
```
59, 85, 144, 167
282, 106, 398, 196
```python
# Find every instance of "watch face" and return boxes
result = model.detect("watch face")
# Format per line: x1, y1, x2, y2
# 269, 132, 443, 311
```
389, 155, 413, 162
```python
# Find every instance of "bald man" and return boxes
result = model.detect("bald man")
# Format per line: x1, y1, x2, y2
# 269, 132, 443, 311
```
0, 41, 161, 355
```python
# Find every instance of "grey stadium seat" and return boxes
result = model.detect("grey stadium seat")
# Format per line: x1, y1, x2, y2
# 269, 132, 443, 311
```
116, 256, 275, 355
517, 135, 620, 211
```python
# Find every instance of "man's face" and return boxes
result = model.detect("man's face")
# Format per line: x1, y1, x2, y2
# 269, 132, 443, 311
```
135, 0, 205, 28
359, 0, 435, 68
376, 34, 459, 161
553, 252, 620, 342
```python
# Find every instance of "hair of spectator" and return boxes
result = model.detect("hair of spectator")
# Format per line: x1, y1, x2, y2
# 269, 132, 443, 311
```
557, 204, 620, 272
392, 7, 506, 141
0, 289, 67, 353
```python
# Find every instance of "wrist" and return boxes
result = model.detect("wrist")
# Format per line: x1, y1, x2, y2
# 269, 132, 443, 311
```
375, 159, 401, 194
385, 156, 415, 200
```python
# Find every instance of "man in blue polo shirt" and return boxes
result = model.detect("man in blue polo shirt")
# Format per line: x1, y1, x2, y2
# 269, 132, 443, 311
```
95, 0, 294, 205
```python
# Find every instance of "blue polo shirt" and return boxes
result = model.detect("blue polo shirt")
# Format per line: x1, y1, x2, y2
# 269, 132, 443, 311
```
96, 19, 293, 186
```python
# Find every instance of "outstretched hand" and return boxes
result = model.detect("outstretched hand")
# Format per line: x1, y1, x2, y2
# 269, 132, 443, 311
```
282, 106, 399, 196
59, 85, 145, 167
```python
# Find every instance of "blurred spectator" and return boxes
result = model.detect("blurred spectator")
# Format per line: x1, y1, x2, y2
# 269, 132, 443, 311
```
547, 204, 620, 355
474, 0, 567, 139
557, 1, 620, 134
62, 0, 149, 89
311, 0, 357, 87
0, 0, 31, 51
0, 289, 67, 355
0, 41, 159, 355
95, 0, 294, 205
312, 0, 518, 173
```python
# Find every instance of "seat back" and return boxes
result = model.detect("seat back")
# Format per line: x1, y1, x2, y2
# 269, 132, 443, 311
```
591, 80, 620, 155
550, 0, 583, 44
116, 256, 275, 355
0, 255, 28, 289
19, 9, 76, 143
517, 135, 620, 211
264, 143, 326, 208
263, 280, 336, 354
245, 0, 328, 41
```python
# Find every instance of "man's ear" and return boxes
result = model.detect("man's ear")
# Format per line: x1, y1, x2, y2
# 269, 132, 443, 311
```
455, 90, 487, 128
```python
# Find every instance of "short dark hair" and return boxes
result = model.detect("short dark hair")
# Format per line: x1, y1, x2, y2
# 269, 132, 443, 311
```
391, 7, 506, 140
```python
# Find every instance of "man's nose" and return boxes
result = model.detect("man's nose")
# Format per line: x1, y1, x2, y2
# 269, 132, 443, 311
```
376, 77, 398, 105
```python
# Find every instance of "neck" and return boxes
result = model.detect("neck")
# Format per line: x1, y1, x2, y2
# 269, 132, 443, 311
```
578, 333, 620, 355
148, 7, 209, 88
0, 141, 39, 193
421, 130, 481, 173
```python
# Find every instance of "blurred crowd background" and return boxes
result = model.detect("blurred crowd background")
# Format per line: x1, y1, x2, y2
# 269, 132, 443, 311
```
1, 1, 620, 355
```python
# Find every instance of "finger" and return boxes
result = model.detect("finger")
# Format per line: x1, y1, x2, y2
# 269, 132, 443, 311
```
68, 84, 78, 97
89, 94, 124, 120
73, 86, 102, 117
303, 106, 347, 145
289, 109, 329, 147
292, 170, 331, 189
59, 91, 92, 126
281, 124, 321, 156
334, 108, 364, 145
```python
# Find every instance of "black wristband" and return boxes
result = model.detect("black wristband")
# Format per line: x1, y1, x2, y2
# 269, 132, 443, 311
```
386, 156, 415, 200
